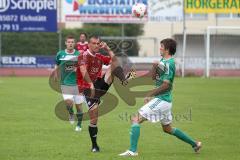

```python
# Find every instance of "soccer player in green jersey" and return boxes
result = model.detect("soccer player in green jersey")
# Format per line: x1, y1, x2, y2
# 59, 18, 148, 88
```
53, 35, 84, 132
119, 38, 202, 156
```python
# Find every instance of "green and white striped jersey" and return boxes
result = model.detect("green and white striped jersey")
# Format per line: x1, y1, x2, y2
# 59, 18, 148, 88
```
155, 57, 175, 102
55, 49, 80, 86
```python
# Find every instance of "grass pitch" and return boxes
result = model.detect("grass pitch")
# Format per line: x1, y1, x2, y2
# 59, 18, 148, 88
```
0, 77, 240, 160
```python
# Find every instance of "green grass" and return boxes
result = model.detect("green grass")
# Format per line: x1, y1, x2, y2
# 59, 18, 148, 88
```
0, 77, 240, 160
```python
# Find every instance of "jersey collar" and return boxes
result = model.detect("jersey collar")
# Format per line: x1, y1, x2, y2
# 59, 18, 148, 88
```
163, 56, 173, 60
87, 49, 96, 57
78, 41, 88, 45
65, 49, 75, 54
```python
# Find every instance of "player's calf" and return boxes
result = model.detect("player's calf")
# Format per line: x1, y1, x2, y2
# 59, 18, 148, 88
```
88, 123, 100, 152
112, 66, 126, 83
65, 100, 75, 124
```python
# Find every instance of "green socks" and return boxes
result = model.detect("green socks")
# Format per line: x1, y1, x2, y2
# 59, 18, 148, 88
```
171, 128, 196, 147
76, 111, 83, 127
128, 125, 196, 152
129, 123, 140, 152
66, 106, 74, 115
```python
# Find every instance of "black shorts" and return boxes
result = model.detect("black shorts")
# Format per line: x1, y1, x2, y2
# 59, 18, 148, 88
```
83, 75, 111, 109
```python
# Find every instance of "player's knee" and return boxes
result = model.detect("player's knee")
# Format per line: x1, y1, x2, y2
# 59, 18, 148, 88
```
75, 104, 82, 112
89, 110, 98, 124
103, 71, 114, 85
162, 126, 172, 134
163, 129, 171, 134
131, 116, 140, 124
65, 99, 73, 106
76, 107, 82, 113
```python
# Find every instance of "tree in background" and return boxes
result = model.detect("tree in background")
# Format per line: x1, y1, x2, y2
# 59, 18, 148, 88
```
63, 24, 144, 56
1, 24, 144, 56
1, 32, 59, 56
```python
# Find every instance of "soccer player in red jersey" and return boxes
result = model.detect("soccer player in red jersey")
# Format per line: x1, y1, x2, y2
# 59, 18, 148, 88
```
76, 33, 88, 54
76, 35, 130, 152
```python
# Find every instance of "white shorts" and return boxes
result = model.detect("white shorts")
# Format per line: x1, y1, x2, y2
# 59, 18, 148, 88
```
138, 98, 172, 125
60, 85, 85, 104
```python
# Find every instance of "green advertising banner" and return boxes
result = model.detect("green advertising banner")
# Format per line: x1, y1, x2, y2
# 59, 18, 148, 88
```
185, 0, 240, 13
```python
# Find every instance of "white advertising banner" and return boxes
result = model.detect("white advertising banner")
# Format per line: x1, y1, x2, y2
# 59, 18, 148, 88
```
62, 0, 147, 23
148, 0, 183, 21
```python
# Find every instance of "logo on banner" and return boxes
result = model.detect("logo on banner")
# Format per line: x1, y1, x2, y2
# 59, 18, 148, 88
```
66, 0, 85, 11
0, 0, 56, 13
63, 0, 148, 23
0, 0, 10, 12
185, 0, 240, 13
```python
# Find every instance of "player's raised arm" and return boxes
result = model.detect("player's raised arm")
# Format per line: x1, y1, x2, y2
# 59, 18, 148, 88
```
100, 41, 115, 58
99, 41, 118, 64
99, 41, 129, 85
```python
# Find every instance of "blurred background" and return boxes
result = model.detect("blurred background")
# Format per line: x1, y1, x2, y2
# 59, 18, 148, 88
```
1, 2, 240, 160
1, 0, 240, 77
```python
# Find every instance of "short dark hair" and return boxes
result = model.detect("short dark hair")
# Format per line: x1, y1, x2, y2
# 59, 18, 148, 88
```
65, 35, 75, 41
80, 32, 87, 38
88, 35, 101, 42
160, 38, 177, 55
